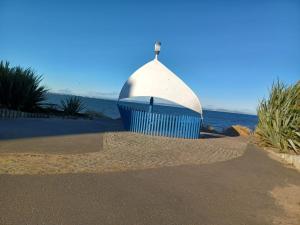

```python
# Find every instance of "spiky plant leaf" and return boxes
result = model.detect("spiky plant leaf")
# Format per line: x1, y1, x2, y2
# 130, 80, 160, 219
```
0, 60, 48, 111
60, 96, 85, 116
255, 80, 300, 154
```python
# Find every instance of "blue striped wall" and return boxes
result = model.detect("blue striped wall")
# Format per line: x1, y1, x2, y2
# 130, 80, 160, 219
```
118, 105, 202, 139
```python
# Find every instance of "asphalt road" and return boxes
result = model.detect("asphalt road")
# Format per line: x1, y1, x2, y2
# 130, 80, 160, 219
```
0, 144, 299, 225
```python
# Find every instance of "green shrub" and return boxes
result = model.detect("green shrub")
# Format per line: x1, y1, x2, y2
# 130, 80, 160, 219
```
255, 80, 300, 154
0, 61, 48, 111
60, 96, 85, 115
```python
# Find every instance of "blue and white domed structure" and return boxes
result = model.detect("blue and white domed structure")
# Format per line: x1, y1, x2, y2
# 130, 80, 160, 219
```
118, 42, 203, 139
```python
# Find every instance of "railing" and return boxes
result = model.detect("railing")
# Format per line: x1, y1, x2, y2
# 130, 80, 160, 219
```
0, 108, 50, 119
118, 105, 202, 139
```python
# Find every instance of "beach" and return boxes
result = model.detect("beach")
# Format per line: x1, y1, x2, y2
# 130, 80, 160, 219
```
0, 118, 299, 225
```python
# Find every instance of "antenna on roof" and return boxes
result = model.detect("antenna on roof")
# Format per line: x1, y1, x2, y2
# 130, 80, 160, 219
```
154, 41, 161, 60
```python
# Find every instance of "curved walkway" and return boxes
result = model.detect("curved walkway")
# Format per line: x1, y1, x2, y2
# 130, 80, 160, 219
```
0, 118, 299, 224
0, 145, 299, 225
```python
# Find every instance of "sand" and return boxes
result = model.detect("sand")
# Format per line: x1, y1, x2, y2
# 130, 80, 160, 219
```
0, 130, 247, 175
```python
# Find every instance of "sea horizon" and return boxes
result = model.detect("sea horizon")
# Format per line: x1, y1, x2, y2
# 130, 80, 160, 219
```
46, 92, 258, 131
48, 91, 257, 116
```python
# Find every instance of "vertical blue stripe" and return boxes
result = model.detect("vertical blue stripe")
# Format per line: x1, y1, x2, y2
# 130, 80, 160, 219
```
166, 114, 170, 137
145, 111, 148, 135
186, 116, 190, 139
184, 115, 188, 138
192, 117, 197, 139
152, 113, 155, 135
145, 112, 149, 135
131, 110, 135, 132
140, 111, 144, 133
132, 110, 135, 132
176, 116, 181, 138
149, 113, 153, 135
148, 112, 151, 135
179, 116, 183, 138
171, 115, 175, 137
186, 116, 190, 138
153, 113, 157, 136
157, 113, 161, 136
188, 116, 193, 139
151, 113, 155, 136
153, 113, 156, 135
156, 114, 160, 136
117, 104, 202, 139
152, 113, 156, 136
196, 118, 200, 138
165, 114, 169, 137
173, 116, 177, 138
190, 116, 194, 139
158, 114, 162, 136
179, 115, 184, 138
156, 113, 158, 136
172, 115, 176, 138
175, 116, 179, 138
162, 114, 166, 136
187, 116, 191, 139
169, 115, 173, 137
159, 114, 163, 136
181, 116, 185, 138
177, 116, 182, 138
136, 110, 139, 133
168, 115, 172, 137
196, 117, 200, 139
135, 110, 138, 133
187, 116, 191, 138
141, 111, 145, 134
148, 112, 152, 135
136, 111, 141, 133
142, 111, 146, 134
139, 111, 143, 133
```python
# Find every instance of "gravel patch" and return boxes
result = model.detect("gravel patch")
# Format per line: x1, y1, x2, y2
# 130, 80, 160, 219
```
0, 132, 248, 175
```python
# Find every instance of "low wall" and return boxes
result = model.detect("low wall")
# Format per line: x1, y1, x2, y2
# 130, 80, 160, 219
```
264, 147, 300, 171
277, 153, 300, 170
0, 108, 49, 119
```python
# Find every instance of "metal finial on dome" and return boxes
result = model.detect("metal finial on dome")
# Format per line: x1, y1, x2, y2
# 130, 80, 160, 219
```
154, 41, 161, 59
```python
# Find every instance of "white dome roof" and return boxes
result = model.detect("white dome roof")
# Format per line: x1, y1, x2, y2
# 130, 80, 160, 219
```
119, 58, 202, 114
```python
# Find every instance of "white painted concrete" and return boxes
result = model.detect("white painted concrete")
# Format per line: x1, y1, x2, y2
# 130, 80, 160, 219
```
119, 58, 202, 114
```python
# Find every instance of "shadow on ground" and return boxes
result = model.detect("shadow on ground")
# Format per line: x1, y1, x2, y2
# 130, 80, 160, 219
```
0, 118, 124, 141
0, 118, 226, 141
0, 118, 228, 154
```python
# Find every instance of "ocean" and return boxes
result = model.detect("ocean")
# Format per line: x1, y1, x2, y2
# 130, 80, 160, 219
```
46, 93, 258, 132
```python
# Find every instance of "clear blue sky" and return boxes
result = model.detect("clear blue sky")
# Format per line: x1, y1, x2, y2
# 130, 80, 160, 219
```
1, 0, 299, 114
